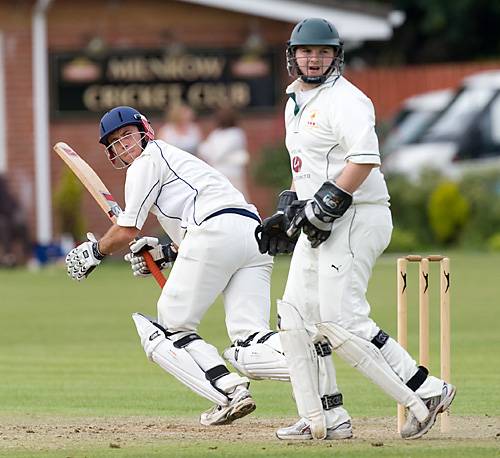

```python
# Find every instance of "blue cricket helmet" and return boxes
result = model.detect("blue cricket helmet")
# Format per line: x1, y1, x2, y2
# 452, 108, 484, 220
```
99, 106, 154, 146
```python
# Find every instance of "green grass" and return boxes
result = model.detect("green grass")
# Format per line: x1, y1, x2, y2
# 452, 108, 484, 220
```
0, 252, 499, 456
0, 442, 497, 458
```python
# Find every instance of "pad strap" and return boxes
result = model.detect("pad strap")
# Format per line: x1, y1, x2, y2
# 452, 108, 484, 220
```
234, 331, 277, 347
205, 364, 231, 383
257, 331, 276, 344
371, 329, 390, 349
144, 316, 177, 338
406, 365, 429, 391
315, 341, 332, 357
173, 333, 202, 348
321, 393, 343, 410
235, 332, 259, 347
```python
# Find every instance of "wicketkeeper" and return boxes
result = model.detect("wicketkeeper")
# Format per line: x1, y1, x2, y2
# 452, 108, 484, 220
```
65, 106, 288, 426
256, 18, 456, 441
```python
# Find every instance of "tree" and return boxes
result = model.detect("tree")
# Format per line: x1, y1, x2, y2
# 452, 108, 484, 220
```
352, 0, 500, 65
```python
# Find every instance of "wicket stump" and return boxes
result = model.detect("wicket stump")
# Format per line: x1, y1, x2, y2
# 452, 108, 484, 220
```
397, 255, 451, 433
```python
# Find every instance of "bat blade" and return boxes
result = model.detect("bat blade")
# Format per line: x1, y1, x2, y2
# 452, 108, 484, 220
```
54, 142, 122, 222
53, 142, 166, 288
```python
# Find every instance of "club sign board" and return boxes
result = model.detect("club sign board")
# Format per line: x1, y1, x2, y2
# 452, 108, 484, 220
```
50, 48, 279, 117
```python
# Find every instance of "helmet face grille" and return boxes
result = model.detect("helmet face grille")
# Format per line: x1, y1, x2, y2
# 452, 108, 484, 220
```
105, 132, 149, 169
286, 18, 344, 84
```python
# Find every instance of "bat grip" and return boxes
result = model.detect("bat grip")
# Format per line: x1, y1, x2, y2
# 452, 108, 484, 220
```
142, 251, 167, 288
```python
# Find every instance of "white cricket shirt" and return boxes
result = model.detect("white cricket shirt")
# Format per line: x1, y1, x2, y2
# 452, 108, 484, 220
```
285, 76, 390, 205
116, 139, 257, 245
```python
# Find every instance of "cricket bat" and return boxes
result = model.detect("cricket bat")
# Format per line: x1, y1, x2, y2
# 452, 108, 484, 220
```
53, 141, 166, 288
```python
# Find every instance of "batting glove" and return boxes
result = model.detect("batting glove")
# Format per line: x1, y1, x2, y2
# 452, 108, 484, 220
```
124, 236, 177, 278
65, 232, 105, 281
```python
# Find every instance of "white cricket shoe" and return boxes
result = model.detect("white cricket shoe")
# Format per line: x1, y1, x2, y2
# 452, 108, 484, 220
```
401, 382, 457, 440
276, 418, 353, 440
199, 386, 256, 426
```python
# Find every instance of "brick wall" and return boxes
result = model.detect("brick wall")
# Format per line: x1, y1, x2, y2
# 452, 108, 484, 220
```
2, 0, 290, 240
1, 4, 36, 234
2, 0, 500, 242
346, 61, 500, 120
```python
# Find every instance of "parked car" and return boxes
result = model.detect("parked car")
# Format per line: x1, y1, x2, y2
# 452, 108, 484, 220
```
382, 88, 453, 155
382, 70, 500, 180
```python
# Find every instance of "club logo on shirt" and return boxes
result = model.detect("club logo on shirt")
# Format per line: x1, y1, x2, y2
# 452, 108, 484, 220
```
292, 156, 302, 173
306, 110, 318, 127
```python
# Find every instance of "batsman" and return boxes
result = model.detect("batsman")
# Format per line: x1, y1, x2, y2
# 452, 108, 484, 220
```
256, 18, 456, 440
65, 106, 289, 426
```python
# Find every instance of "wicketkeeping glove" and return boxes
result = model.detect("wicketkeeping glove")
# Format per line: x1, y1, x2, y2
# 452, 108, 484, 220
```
287, 181, 353, 248
255, 190, 304, 256
65, 232, 105, 281
124, 236, 178, 278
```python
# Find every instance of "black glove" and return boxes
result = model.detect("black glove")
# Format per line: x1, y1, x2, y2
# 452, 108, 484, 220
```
287, 181, 352, 248
255, 190, 304, 256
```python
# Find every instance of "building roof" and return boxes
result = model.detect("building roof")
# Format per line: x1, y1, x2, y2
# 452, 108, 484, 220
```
178, 0, 403, 41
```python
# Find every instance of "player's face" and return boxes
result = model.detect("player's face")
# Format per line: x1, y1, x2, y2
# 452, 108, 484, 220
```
106, 125, 144, 168
295, 46, 335, 80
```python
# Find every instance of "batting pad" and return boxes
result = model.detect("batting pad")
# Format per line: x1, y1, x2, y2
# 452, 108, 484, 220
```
223, 333, 290, 381
281, 329, 327, 439
278, 299, 326, 439
317, 322, 429, 422
132, 313, 229, 406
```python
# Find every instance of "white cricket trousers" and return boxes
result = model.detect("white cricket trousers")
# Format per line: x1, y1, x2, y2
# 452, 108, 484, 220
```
283, 203, 443, 398
157, 213, 273, 343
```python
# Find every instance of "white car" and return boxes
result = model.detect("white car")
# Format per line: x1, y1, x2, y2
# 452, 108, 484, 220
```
382, 88, 453, 156
382, 70, 500, 180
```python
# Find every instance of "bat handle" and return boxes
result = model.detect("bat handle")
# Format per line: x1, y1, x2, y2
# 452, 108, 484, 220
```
143, 251, 167, 288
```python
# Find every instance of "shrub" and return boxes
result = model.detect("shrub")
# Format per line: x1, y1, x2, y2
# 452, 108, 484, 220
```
458, 170, 500, 247
252, 143, 292, 192
428, 181, 469, 244
53, 169, 85, 240
386, 227, 419, 253
487, 232, 500, 251
386, 170, 442, 245
459, 170, 500, 247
